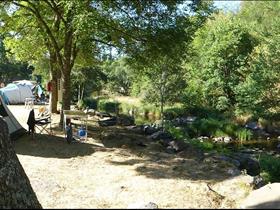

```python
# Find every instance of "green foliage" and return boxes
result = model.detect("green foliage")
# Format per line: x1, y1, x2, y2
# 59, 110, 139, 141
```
98, 99, 120, 113
166, 125, 186, 140
189, 139, 214, 151
185, 12, 255, 111
83, 97, 98, 109
163, 106, 186, 120
0, 62, 33, 84
235, 128, 253, 143
259, 154, 280, 183
102, 58, 134, 96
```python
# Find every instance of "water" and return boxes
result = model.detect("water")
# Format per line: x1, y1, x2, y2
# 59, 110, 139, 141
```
227, 139, 280, 152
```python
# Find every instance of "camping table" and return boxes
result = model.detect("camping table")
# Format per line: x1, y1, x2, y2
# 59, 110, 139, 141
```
63, 110, 89, 141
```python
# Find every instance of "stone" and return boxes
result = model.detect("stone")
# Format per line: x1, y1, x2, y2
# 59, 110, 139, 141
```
245, 122, 260, 130
198, 136, 209, 141
229, 153, 260, 176
143, 125, 158, 135
213, 137, 224, 143
240, 183, 280, 209
127, 201, 158, 209
168, 140, 189, 152
252, 175, 266, 190
149, 130, 172, 141
224, 136, 233, 143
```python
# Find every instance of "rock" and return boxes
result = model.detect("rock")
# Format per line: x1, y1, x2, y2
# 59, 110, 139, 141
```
149, 130, 172, 141
165, 146, 176, 154
277, 144, 280, 150
213, 137, 224, 143
198, 136, 209, 141
252, 175, 266, 190
98, 116, 117, 126
245, 122, 260, 130
240, 183, 280, 209
227, 168, 241, 176
168, 140, 189, 152
224, 136, 233, 143
143, 125, 158, 135
229, 153, 260, 176
127, 202, 158, 209
158, 138, 173, 147
172, 116, 197, 126
127, 125, 143, 134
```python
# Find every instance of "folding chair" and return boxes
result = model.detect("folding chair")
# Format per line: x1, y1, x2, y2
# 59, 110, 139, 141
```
35, 116, 52, 135
35, 106, 52, 135
27, 107, 52, 137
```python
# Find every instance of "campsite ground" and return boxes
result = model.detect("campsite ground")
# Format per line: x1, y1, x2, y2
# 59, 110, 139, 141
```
10, 105, 254, 208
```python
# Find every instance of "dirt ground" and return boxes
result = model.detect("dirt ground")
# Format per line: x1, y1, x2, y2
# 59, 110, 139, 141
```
9, 105, 253, 209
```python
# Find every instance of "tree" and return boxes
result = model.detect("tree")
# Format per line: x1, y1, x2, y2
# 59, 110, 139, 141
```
234, 1, 280, 118
187, 12, 255, 111
0, 118, 41, 208
102, 58, 134, 96
71, 66, 107, 101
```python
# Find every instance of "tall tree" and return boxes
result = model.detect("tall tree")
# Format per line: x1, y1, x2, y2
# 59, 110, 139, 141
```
0, 118, 41, 208
187, 12, 255, 111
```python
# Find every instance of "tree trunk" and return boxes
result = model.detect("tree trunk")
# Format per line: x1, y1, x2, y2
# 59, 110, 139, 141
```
59, 69, 71, 128
0, 118, 42, 209
50, 78, 58, 113
49, 50, 59, 114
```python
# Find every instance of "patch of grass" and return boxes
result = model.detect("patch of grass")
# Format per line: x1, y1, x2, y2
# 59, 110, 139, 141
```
259, 154, 280, 183
188, 139, 215, 151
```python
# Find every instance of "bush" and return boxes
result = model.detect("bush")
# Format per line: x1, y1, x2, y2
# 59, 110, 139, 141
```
83, 97, 98, 109
259, 154, 280, 183
167, 125, 185, 140
163, 107, 185, 120
98, 99, 120, 113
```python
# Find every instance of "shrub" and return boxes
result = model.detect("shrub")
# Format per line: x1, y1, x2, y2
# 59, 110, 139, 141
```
98, 99, 120, 113
259, 154, 280, 183
83, 97, 98, 109
163, 107, 185, 120
235, 128, 253, 142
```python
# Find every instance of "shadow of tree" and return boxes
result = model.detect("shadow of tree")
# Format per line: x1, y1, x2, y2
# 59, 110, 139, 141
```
15, 133, 98, 159
92, 126, 240, 182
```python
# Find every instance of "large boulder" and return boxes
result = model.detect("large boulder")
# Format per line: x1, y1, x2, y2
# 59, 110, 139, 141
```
149, 130, 173, 141
240, 183, 280, 209
229, 153, 260, 176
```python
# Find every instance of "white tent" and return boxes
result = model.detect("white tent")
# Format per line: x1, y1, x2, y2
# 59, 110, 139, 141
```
13, 80, 36, 89
0, 83, 34, 104
0, 95, 26, 140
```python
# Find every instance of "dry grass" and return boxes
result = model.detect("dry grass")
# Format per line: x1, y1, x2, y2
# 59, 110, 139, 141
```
9, 105, 253, 209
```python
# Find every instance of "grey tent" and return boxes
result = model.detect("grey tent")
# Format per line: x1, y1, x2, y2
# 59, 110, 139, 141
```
0, 95, 26, 140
